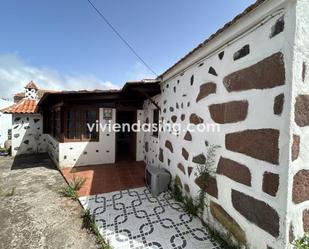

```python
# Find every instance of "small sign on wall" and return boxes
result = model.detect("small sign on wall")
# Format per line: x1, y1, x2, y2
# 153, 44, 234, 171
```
103, 109, 113, 120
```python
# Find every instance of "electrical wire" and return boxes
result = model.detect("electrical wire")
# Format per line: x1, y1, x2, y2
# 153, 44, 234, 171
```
86, 0, 158, 77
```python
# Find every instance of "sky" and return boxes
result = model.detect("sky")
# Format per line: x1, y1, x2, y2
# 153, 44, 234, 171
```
0, 0, 256, 100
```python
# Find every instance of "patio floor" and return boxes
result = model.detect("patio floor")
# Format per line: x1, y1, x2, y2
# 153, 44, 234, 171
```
80, 187, 221, 249
61, 161, 146, 196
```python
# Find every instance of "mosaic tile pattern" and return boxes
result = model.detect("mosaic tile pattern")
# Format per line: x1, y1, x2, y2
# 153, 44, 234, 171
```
79, 187, 221, 249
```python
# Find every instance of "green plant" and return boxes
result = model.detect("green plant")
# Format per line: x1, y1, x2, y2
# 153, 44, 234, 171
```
69, 174, 86, 191
200, 219, 242, 249
83, 209, 113, 249
195, 144, 221, 214
172, 181, 183, 202
0, 185, 15, 197
4, 187, 15, 197
61, 185, 79, 200
293, 233, 309, 249
0, 148, 7, 153
183, 195, 199, 217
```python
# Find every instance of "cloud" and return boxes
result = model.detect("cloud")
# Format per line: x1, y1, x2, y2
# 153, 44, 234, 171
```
125, 62, 156, 81
0, 54, 120, 100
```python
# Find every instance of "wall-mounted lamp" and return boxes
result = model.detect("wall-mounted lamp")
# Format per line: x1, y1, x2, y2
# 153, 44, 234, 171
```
103, 109, 113, 120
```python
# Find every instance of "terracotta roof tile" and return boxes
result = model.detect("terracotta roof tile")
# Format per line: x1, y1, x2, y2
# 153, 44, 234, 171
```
0, 99, 38, 114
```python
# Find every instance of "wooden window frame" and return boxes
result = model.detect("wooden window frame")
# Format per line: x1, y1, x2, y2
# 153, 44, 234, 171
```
43, 106, 99, 143
63, 107, 100, 143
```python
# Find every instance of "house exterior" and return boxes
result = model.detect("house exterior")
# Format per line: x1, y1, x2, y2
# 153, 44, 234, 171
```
0, 98, 13, 148
2, 0, 309, 248
0, 82, 52, 156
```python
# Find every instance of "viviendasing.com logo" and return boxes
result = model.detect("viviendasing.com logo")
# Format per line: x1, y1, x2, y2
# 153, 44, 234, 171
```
87, 120, 220, 135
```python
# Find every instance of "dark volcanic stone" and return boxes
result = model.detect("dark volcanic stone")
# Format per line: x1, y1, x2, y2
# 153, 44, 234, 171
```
274, 94, 284, 115
196, 82, 217, 102
270, 17, 284, 38
192, 154, 206, 164
223, 52, 285, 92
231, 190, 280, 237
182, 148, 189, 160
292, 135, 300, 162
184, 131, 192, 141
175, 175, 183, 189
178, 163, 186, 175
208, 67, 218, 76
303, 62, 307, 82
188, 167, 193, 177
218, 51, 224, 60
233, 44, 250, 61
181, 114, 185, 121
145, 142, 149, 152
210, 201, 246, 245
293, 170, 309, 204
209, 100, 248, 124
189, 114, 204, 125
289, 224, 295, 243
195, 176, 218, 198
159, 148, 164, 162
295, 95, 309, 127
171, 115, 177, 123
165, 140, 173, 153
190, 75, 194, 86
303, 210, 309, 232
217, 157, 251, 186
226, 129, 280, 165
262, 172, 279, 196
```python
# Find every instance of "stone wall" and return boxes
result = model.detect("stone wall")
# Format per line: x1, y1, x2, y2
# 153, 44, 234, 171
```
142, 1, 298, 248
11, 114, 45, 156
287, 0, 309, 245
44, 134, 59, 167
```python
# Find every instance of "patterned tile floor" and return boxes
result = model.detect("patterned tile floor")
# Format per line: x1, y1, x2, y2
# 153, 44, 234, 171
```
79, 187, 221, 249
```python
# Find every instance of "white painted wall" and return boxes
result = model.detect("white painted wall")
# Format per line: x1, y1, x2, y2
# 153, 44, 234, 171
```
0, 99, 13, 148
286, 0, 309, 246
142, 0, 297, 248
136, 110, 144, 161
44, 134, 59, 167
11, 114, 45, 156
57, 108, 116, 168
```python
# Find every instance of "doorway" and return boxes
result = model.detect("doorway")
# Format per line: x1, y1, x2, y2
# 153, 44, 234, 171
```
116, 110, 137, 162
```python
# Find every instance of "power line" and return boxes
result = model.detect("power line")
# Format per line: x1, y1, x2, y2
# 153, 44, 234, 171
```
86, 0, 158, 77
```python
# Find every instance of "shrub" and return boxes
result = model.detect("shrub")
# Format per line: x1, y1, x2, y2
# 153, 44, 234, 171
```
82, 209, 113, 249
61, 186, 79, 200
172, 182, 183, 203
69, 174, 86, 191
293, 233, 309, 249
183, 195, 199, 217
